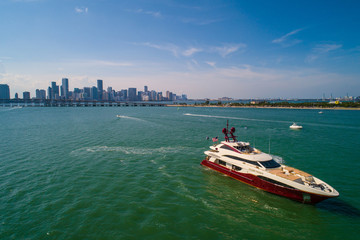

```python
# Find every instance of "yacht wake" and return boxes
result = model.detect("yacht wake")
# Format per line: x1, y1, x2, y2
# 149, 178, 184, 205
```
116, 115, 146, 122
70, 145, 193, 156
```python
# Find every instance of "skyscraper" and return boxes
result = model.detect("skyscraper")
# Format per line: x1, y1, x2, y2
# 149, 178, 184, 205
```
128, 88, 137, 101
91, 86, 98, 100
120, 89, 127, 101
144, 85, 148, 93
23, 91, 30, 99
61, 78, 69, 99
40, 90, 46, 99
48, 86, 52, 100
51, 82, 59, 99
0, 84, 10, 99
83, 87, 91, 100
36, 89, 46, 99
97, 79, 103, 100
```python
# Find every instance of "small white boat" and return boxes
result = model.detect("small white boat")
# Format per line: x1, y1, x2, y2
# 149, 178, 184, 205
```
290, 123, 302, 129
318, 111, 323, 114
116, 115, 121, 118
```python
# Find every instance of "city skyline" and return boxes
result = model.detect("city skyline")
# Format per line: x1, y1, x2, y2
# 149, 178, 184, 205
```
0, 0, 359, 99
0, 80, 186, 102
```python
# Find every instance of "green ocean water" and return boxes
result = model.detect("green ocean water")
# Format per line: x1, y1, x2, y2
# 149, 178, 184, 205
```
0, 106, 359, 240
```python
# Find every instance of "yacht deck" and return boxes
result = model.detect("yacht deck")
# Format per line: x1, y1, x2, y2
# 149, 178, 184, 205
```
269, 167, 312, 181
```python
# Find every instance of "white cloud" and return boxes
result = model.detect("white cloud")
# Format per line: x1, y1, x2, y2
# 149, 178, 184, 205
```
205, 61, 216, 67
139, 42, 246, 58
181, 18, 223, 26
212, 43, 246, 57
75, 7, 88, 14
313, 44, 342, 53
272, 28, 303, 47
88, 60, 133, 67
129, 9, 161, 18
272, 28, 303, 44
183, 47, 202, 57
306, 43, 342, 63
141, 42, 179, 56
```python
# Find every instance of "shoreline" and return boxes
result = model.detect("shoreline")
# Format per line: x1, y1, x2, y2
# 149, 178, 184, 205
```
167, 104, 360, 110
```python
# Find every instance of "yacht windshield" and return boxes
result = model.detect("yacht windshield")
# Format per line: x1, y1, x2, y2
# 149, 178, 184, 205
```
259, 160, 281, 169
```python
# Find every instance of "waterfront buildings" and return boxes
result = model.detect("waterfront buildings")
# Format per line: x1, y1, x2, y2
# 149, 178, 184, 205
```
128, 88, 137, 101
0, 84, 10, 99
2, 78, 187, 102
36, 89, 46, 99
48, 82, 60, 100
97, 80, 103, 100
61, 78, 69, 99
23, 91, 30, 100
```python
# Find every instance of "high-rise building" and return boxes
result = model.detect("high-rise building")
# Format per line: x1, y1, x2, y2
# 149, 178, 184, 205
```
0, 84, 10, 99
107, 87, 114, 101
137, 91, 143, 101
97, 80, 103, 100
36, 89, 40, 99
51, 82, 59, 99
144, 85, 148, 93
48, 87, 52, 99
120, 89, 127, 101
128, 88, 137, 101
91, 86, 98, 100
23, 91, 30, 99
168, 92, 173, 101
73, 88, 81, 100
36, 89, 46, 99
83, 87, 91, 100
15, 93, 18, 99
61, 78, 69, 99
150, 90, 157, 101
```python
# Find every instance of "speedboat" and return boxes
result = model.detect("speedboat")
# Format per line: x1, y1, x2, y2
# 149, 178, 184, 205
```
201, 123, 339, 204
290, 123, 302, 129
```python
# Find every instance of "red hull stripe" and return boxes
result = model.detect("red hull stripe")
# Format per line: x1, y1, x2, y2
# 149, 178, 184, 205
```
201, 159, 330, 204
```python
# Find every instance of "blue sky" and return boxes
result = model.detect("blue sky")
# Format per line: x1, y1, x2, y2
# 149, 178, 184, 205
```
0, 0, 359, 99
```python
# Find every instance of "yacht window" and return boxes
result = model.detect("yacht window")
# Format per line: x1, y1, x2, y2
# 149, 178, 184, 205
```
220, 145, 236, 152
232, 165, 242, 171
234, 145, 253, 153
224, 155, 261, 167
218, 160, 226, 166
259, 160, 281, 169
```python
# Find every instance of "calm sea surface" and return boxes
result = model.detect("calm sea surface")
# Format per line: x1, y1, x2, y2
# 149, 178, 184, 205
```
1, 107, 359, 240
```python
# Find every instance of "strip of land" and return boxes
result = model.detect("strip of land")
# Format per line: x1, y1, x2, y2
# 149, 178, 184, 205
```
168, 102, 360, 110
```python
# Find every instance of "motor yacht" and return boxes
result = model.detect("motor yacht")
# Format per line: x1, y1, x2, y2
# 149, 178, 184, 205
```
290, 123, 303, 129
201, 123, 339, 204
